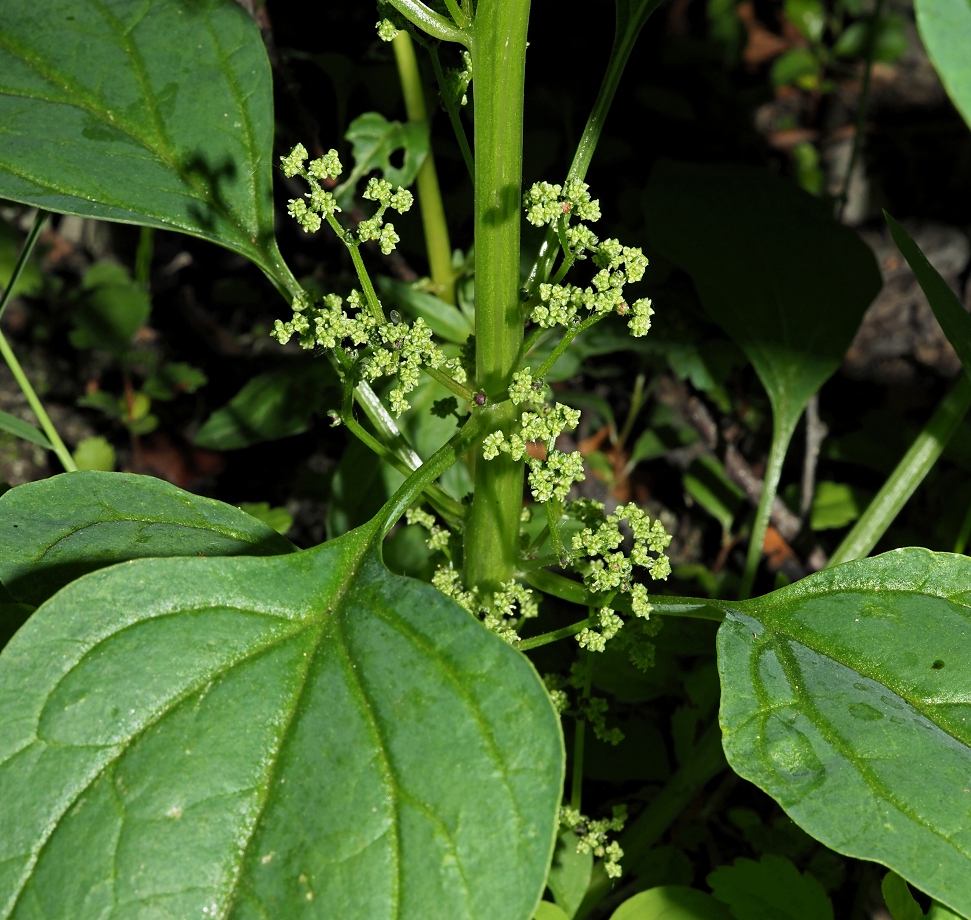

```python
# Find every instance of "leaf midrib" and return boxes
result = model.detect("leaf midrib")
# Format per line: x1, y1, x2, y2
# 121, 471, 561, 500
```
0, 16, 259, 247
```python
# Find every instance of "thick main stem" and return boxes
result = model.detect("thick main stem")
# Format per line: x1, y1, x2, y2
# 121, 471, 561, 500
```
463, 0, 531, 596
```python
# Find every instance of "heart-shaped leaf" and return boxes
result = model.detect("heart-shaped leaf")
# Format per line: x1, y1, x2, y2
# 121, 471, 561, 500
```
718, 549, 971, 916
0, 471, 294, 606
0, 520, 563, 919
0, 0, 290, 283
915, 0, 971, 131
644, 162, 881, 434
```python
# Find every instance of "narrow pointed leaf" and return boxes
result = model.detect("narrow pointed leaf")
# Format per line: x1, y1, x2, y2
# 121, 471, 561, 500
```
886, 214, 971, 379
0, 471, 294, 606
0, 0, 290, 283
718, 549, 971, 916
0, 410, 51, 450
0, 523, 563, 919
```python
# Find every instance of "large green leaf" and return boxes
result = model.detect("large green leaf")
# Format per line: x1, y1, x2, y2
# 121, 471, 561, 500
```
644, 162, 881, 434
0, 0, 289, 283
0, 471, 294, 606
915, 0, 971, 131
0, 517, 563, 919
718, 549, 971, 915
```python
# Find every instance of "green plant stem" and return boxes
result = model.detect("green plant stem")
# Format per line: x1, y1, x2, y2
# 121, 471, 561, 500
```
386, 0, 469, 44
836, 0, 885, 223
829, 373, 971, 567
519, 617, 595, 651
421, 365, 475, 402
392, 32, 457, 304
463, 0, 531, 597
616, 372, 647, 450
739, 417, 796, 600
574, 721, 727, 920
0, 331, 76, 473
441, 0, 469, 28
340, 385, 466, 529
571, 652, 594, 811
524, 0, 664, 294
326, 214, 386, 322
954, 500, 971, 554
0, 210, 76, 473
521, 568, 727, 622
430, 46, 475, 183
378, 405, 494, 536
534, 314, 603, 380
0, 210, 46, 324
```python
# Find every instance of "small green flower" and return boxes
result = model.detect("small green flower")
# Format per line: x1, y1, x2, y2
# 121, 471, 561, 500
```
376, 18, 400, 42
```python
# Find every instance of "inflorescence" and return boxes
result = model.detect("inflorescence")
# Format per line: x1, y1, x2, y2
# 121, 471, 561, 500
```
274, 144, 464, 415
524, 180, 655, 338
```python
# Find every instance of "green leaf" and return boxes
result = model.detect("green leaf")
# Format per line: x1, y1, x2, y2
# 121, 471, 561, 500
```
0, 409, 51, 449
707, 854, 833, 920
882, 872, 924, 920
0, 519, 563, 919
194, 362, 338, 450
71, 435, 116, 472
610, 886, 733, 920
886, 214, 971, 380
684, 455, 745, 534
771, 48, 820, 89
718, 549, 971, 917
142, 362, 208, 400
915, 0, 971, 131
810, 481, 871, 531
0, 471, 294, 605
0, 0, 290, 284
833, 16, 908, 64
645, 162, 881, 439
339, 111, 430, 197
784, 0, 825, 42
377, 276, 473, 345
547, 830, 593, 918
69, 261, 150, 354
536, 903, 572, 920
237, 501, 293, 536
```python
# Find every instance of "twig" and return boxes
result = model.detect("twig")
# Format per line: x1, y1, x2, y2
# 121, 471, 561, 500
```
799, 393, 829, 519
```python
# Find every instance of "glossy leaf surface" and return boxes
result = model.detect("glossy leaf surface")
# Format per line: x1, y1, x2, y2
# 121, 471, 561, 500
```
0, 0, 289, 282
915, 0, 971, 130
718, 549, 971, 916
0, 522, 563, 919
0, 472, 294, 606
644, 162, 881, 432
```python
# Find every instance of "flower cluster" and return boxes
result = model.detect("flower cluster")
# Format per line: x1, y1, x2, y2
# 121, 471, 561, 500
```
560, 805, 627, 879
524, 179, 654, 338
561, 499, 672, 651
432, 567, 539, 644
271, 289, 462, 415
481, 369, 586, 503
406, 506, 451, 552
280, 145, 412, 254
